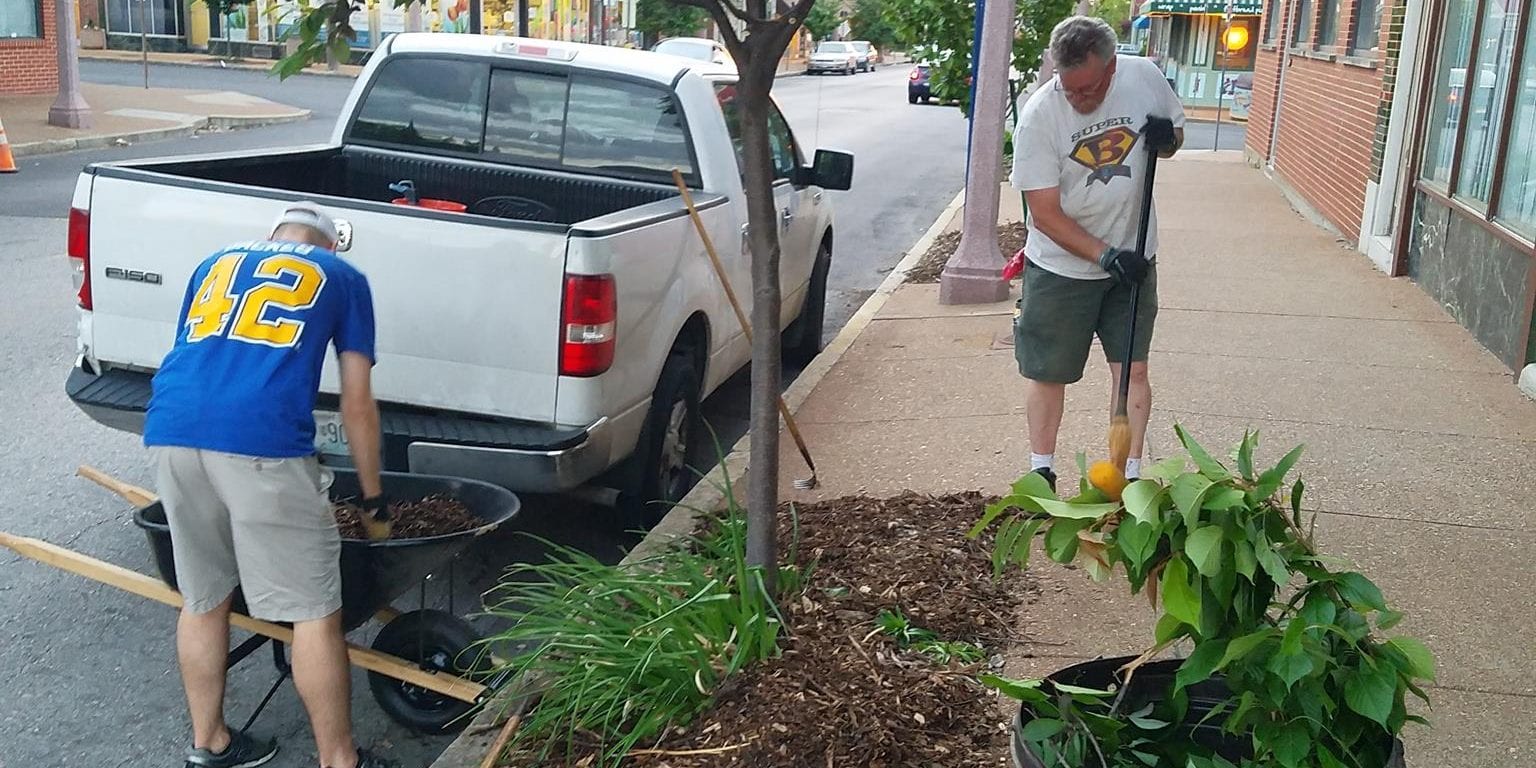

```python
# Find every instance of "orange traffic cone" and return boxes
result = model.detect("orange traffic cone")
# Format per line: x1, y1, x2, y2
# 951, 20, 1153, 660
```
0, 115, 17, 173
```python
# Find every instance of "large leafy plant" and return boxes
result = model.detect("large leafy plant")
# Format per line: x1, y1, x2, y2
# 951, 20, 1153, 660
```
973, 426, 1435, 768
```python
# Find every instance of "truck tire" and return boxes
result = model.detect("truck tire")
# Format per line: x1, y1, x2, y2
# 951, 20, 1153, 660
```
784, 242, 831, 368
620, 351, 702, 529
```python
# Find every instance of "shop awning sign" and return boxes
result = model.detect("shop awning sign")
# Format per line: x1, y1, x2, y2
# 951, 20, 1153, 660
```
1147, 0, 1261, 13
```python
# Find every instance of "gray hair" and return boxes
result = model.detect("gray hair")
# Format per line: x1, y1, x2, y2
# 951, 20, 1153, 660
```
1050, 16, 1118, 70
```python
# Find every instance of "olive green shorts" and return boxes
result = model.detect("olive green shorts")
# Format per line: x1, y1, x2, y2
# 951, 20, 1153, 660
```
1013, 261, 1158, 384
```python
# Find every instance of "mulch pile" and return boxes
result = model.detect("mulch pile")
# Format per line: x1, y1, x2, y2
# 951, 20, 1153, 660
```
905, 223, 1029, 284
332, 494, 480, 540
628, 491, 1020, 768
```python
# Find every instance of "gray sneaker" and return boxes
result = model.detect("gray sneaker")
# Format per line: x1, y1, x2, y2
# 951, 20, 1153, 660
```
185, 730, 277, 768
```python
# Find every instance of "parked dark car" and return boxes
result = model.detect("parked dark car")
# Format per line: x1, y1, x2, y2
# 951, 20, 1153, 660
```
908, 64, 932, 103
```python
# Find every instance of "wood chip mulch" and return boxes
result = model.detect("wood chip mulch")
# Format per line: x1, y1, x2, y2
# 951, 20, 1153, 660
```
628, 491, 1022, 768
332, 494, 480, 540
905, 223, 1029, 284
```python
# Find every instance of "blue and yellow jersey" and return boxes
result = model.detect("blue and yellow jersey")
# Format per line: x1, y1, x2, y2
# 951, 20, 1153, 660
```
144, 239, 376, 458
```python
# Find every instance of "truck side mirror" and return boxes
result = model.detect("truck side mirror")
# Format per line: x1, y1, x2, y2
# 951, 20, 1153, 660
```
796, 149, 854, 191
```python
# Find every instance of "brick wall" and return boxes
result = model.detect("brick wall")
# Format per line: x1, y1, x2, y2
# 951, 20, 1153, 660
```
0, 0, 60, 95
1243, 0, 1395, 237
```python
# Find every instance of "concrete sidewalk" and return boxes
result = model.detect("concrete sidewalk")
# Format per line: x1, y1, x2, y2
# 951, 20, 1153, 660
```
1, 82, 310, 157
779, 154, 1536, 767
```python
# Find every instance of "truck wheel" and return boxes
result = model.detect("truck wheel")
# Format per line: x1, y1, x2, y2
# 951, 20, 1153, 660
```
784, 242, 831, 368
621, 351, 702, 529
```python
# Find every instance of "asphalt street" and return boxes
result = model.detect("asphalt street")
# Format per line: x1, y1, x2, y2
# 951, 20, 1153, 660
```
0, 61, 971, 768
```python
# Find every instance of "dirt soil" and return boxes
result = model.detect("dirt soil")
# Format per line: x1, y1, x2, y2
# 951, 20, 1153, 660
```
905, 223, 1028, 284
624, 492, 1022, 768
332, 494, 479, 540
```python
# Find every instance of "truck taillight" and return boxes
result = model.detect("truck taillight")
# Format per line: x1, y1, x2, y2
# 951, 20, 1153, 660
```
68, 207, 92, 310
560, 274, 616, 377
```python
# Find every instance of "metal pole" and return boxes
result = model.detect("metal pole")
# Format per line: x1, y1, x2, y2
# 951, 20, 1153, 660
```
964, 0, 985, 186
1214, 17, 1229, 150
138, 0, 149, 88
49, 0, 94, 128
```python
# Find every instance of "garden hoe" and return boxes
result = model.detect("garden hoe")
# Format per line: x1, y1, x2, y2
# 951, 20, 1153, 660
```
1107, 132, 1162, 473
671, 170, 819, 491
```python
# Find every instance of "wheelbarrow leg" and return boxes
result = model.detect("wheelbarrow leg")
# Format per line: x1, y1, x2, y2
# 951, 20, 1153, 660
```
238, 641, 291, 734
227, 633, 271, 668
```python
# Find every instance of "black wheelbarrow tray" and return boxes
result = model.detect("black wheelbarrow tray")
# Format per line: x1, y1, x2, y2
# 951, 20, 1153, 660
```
0, 467, 522, 734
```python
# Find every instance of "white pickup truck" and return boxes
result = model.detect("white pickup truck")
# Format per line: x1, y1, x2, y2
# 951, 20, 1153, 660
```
64, 33, 853, 520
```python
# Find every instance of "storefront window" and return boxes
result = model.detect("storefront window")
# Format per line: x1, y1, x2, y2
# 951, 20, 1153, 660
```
1421, 0, 1478, 184
1454, 0, 1521, 204
1496, 17, 1536, 234
0, 0, 41, 37
106, 0, 185, 34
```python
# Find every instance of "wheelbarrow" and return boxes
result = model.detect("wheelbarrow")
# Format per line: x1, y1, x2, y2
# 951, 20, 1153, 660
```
0, 465, 523, 735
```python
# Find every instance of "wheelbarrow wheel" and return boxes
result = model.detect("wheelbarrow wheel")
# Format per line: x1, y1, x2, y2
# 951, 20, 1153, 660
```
368, 610, 487, 734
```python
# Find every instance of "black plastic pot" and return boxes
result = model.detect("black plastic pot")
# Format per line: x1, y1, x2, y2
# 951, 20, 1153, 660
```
1010, 656, 1406, 768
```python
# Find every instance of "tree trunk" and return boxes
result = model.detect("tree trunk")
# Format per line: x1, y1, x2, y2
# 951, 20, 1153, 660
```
737, 67, 783, 593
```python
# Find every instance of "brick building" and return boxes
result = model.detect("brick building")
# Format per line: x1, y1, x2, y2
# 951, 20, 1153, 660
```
1247, 0, 1536, 377
1, 0, 59, 95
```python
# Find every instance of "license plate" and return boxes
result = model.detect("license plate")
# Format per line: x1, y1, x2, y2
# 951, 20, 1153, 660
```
314, 411, 350, 457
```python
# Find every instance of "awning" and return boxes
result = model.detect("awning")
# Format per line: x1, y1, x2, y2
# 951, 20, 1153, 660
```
1146, 0, 1262, 13
1133, 14, 1151, 28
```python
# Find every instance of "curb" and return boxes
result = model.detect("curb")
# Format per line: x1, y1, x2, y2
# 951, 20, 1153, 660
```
424, 186, 969, 768
81, 51, 362, 78
10, 109, 311, 158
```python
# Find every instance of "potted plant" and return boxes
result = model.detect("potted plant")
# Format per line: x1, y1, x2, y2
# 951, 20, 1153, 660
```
79, 17, 107, 49
973, 426, 1434, 768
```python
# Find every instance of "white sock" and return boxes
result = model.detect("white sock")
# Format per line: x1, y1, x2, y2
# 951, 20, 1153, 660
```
1125, 457, 1141, 479
1031, 453, 1055, 471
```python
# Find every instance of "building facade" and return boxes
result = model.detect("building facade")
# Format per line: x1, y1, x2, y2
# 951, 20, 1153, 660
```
1145, 0, 1263, 110
1, 0, 60, 95
1246, 0, 1536, 373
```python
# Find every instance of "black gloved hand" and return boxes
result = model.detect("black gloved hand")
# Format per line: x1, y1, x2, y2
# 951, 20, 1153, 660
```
359, 494, 393, 541
362, 493, 391, 521
1098, 247, 1150, 285
1143, 115, 1177, 154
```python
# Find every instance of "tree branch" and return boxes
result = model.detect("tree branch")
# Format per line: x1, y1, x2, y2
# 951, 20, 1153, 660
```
785, 0, 816, 25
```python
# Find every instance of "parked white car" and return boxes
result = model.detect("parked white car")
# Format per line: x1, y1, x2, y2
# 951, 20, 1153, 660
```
64, 34, 853, 521
808, 41, 860, 75
652, 36, 734, 69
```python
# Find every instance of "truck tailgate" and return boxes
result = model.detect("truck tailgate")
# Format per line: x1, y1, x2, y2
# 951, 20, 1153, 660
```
85, 174, 567, 422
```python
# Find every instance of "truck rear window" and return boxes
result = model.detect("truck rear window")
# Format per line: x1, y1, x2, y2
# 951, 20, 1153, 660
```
349, 56, 696, 183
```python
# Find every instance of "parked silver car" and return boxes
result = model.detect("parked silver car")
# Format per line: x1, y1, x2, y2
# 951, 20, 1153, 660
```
809, 41, 860, 75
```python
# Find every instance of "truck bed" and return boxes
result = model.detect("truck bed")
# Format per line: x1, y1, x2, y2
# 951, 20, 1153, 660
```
97, 145, 680, 227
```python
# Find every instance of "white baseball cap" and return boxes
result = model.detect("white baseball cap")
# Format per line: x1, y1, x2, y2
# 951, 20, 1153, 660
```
271, 201, 339, 245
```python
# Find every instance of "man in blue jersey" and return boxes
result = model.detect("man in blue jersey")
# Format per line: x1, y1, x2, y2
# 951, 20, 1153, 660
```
145, 202, 394, 768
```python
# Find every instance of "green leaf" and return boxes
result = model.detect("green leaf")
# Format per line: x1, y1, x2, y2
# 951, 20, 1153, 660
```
1336, 572, 1389, 612
1011, 518, 1043, 571
1270, 719, 1311, 768
1170, 473, 1215, 530
1255, 538, 1290, 586
1290, 477, 1306, 523
1012, 470, 1058, 500
1236, 430, 1257, 481
1019, 717, 1065, 740
1175, 424, 1231, 480
1031, 496, 1120, 520
1174, 639, 1228, 693
1122, 480, 1165, 525
1143, 456, 1187, 483
1377, 609, 1405, 631
1299, 590, 1338, 636
968, 496, 1015, 538
1043, 518, 1090, 563
1117, 518, 1158, 569
1162, 558, 1202, 628
1184, 526, 1225, 577
1233, 540, 1257, 581
1155, 611, 1188, 644
979, 674, 1049, 704
1316, 745, 1348, 768
1268, 645, 1315, 689
1218, 629, 1276, 670
1051, 682, 1114, 697
1131, 750, 1160, 766
1256, 443, 1305, 498
1344, 662, 1398, 726
1387, 637, 1437, 681
1202, 486, 1247, 512
1127, 713, 1171, 730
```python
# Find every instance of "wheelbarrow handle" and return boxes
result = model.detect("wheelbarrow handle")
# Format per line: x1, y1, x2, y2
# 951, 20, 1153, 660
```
77, 464, 158, 508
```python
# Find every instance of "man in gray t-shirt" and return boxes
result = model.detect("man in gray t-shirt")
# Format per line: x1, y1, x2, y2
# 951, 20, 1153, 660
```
1008, 16, 1185, 490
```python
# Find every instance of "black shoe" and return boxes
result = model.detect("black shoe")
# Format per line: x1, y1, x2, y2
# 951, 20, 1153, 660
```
185, 730, 277, 768
355, 749, 401, 768
1031, 467, 1058, 493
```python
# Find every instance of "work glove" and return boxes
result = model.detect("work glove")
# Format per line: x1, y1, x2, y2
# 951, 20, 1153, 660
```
1098, 247, 1149, 286
360, 493, 393, 541
1142, 115, 1177, 154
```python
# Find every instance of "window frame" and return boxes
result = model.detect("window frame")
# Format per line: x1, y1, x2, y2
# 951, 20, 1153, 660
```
1264, 0, 1283, 43
0, 0, 44, 39
343, 53, 704, 188
1291, 0, 1316, 47
1316, 0, 1340, 48
1409, 0, 1536, 249
1349, 0, 1382, 53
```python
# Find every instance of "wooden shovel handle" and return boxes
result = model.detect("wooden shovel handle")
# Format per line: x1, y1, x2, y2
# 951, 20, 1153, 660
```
77, 465, 158, 508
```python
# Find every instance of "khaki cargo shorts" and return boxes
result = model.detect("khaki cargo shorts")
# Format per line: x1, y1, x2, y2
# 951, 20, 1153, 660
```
1014, 261, 1159, 384
151, 447, 342, 623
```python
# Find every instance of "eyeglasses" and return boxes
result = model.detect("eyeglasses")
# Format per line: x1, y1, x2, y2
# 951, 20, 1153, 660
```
1053, 63, 1113, 98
